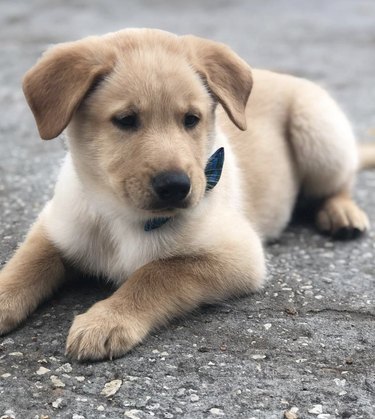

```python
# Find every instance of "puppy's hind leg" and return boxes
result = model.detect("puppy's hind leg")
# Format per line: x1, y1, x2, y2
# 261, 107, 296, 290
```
289, 80, 369, 238
316, 190, 369, 239
0, 219, 66, 334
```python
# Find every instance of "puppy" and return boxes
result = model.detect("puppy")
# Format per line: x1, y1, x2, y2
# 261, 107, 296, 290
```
0, 28, 373, 361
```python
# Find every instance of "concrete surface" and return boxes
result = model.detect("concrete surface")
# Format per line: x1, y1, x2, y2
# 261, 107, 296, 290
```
0, 0, 375, 418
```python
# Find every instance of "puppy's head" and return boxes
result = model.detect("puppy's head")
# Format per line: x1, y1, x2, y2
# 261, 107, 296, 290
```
23, 29, 252, 218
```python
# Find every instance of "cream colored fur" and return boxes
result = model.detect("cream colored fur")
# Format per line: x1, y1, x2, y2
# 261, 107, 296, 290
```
41, 129, 248, 285
0, 28, 373, 360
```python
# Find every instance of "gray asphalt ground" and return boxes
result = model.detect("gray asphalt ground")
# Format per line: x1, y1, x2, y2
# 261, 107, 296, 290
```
0, 1, 375, 418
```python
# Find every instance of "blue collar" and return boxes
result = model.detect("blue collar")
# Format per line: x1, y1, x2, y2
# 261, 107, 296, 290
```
144, 147, 225, 232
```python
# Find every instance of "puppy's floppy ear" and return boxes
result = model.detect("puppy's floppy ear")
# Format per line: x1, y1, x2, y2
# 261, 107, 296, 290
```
182, 35, 253, 131
23, 37, 115, 140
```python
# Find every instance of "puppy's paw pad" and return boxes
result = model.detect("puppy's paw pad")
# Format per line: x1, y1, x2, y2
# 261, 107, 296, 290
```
316, 198, 369, 239
66, 306, 145, 361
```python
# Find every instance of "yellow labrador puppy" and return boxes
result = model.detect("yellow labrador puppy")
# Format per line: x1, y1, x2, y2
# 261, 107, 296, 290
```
0, 29, 373, 360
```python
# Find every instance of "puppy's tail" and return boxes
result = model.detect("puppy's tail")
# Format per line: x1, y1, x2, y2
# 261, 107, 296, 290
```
358, 143, 375, 171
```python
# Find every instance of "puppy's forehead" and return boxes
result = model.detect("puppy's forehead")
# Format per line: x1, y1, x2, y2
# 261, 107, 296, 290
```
99, 40, 209, 111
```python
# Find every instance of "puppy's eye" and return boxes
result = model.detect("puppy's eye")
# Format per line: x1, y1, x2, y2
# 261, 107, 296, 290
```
112, 113, 139, 130
184, 114, 200, 129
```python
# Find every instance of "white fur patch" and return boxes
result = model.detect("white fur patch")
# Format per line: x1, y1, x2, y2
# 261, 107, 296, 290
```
41, 130, 245, 286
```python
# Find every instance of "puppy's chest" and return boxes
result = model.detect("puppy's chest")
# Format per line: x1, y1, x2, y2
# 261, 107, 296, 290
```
64, 216, 168, 285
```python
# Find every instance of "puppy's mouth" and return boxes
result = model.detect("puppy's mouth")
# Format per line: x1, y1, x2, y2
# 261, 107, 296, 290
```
145, 198, 191, 215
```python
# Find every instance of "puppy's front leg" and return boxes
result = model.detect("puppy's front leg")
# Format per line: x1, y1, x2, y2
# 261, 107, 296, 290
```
0, 219, 66, 334
66, 239, 265, 361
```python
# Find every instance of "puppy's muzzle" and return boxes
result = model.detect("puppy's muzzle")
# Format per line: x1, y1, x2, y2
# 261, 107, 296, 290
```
151, 171, 191, 207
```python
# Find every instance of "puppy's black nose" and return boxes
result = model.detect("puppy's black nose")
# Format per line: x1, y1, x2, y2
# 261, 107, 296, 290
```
152, 171, 191, 203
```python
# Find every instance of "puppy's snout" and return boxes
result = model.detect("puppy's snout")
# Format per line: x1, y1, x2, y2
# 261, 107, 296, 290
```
151, 171, 191, 203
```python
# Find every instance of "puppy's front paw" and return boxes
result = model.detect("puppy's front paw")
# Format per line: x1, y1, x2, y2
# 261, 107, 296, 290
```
66, 302, 146, 361
0, 288, 28, 335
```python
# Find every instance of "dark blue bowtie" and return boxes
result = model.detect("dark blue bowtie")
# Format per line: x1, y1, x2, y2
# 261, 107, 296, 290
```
144, 147, 225, 232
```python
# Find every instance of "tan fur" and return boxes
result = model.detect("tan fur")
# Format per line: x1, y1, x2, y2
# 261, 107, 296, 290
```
358, 143, 375, 170
0, 28, 372, 360
23, 36, 116, 140
182, 35, 253, 130
67, 41, 212, 216
219, 70, 367, 238
67, 243, 264, 361
316, 190, 369, 236
0, 220, 65, 334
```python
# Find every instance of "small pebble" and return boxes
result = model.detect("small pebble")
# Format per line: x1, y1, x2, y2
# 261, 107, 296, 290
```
334, 378, 346, 387
252, 354, 266, 360
285, 307, 297, 315
1, 373, 11, 378
264, 323, 272, 330
308, 405, 323, 415
339, 391, 347, 396
209, 408, 225, 416
75, 376, 85, 382
284, 406, 298, 419
52, 398, 63, 409
100, 379, 122, 397
190, 394, 199, 402
56, 363, 72, 373
36, 367, 50, 376
146, 403, 160, 410
177, 388, 186, 396
1, 338, 14, 346
50, 375, 65, 388
97, 406, 105, 411
9, 352, 23, 357
124, 410, 143, 419
284, 409, 298, 419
